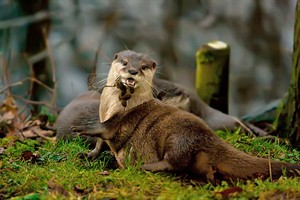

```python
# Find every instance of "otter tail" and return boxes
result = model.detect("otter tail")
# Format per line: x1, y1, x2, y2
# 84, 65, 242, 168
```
215, 142, 300, 181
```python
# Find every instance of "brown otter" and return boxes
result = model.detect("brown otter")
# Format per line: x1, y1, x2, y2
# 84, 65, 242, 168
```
57, 70, 265, 140
80, 50, 300, 182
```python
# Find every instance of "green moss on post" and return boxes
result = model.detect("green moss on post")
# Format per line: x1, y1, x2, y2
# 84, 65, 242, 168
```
195, 41, 230, 114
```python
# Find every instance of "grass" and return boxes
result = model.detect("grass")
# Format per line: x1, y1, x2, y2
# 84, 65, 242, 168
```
1, 130, 300, 200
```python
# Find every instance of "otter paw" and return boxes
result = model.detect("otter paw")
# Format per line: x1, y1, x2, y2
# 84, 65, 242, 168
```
77, 151, 99, 161
121, 100, 127, 107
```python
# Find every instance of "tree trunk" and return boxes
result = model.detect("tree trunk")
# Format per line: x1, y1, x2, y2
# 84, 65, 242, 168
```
276, 0, 300, 147
195, 41, 230, 114
19, 0, 51, 113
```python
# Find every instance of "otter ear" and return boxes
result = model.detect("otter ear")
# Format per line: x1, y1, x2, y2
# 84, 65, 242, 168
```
152, 61, 157, 69
114, 53, 118, 60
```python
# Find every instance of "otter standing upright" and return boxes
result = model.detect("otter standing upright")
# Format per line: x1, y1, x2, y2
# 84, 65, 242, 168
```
82, 50, 300, 183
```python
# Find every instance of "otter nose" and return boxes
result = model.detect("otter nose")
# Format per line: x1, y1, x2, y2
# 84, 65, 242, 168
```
128, 69, 138, 75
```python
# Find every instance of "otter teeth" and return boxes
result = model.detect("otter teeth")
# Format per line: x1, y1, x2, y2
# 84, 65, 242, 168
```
125, 78, 136, 87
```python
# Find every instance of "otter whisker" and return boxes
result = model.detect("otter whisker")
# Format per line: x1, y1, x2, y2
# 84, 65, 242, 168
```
93, 79, 108, 90
143, 80, 160, 98
104, 75, 121, 88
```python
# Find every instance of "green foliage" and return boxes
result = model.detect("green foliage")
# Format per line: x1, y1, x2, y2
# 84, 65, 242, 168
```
1, 132, 300, 199
39, 106, 56, 124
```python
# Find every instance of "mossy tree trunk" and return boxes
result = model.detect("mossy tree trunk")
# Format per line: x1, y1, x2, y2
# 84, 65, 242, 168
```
276, 0, 300, 147
195, 41, 230, 114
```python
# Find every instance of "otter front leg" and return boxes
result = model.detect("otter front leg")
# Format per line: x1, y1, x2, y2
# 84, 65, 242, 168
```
77, 137, 107, 160
76, 122, 118, 140
86, 138, 105, 160
141, 160, 174, 172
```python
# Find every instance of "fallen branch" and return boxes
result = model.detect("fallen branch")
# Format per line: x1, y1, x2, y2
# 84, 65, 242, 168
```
43, 28, 57, 112
13, 95, 54, 109
0, 76, 54, 94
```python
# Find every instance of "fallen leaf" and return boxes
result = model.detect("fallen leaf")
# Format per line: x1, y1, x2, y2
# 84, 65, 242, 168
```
21, 150, 40, 164
0, 96, 18, 114
1, 111, 15, 124
0, 96, 23, 138
73, 185, 92, 195
20, 118, 55, 142
48, 178, 69, 197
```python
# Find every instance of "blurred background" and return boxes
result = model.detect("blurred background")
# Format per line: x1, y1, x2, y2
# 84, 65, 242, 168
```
0, 0, 297, 117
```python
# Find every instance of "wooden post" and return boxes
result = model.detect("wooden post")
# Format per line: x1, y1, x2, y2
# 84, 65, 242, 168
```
276, 0, 300, 147
195, 41, 230, 114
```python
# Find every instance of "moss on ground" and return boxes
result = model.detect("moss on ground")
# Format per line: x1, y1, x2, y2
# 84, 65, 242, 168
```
1, 131, 300, 199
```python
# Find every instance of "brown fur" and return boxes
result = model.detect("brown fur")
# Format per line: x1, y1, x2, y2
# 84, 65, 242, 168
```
82, 50, 300, 182
56, 51, 267, 143
55, 79, 256, 142
152, 78, 255, 134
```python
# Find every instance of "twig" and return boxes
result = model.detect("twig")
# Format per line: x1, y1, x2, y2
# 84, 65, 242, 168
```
0, 52, 12, 96
0, 81, 23, 93
0, 11, 50, 29
0, 10, 75, 30
13, 95, 54, 109
28, 34, 75, 64
30, 77, 54, 93
0, 76, 54, 94
26, 55, 34, 106
32, 130, 54, 142
268, 150, 273, 182
43, 28, 57, 112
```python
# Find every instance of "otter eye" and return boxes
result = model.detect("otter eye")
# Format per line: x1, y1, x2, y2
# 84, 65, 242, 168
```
141, 64, 148, 71
121, 60, 127, 66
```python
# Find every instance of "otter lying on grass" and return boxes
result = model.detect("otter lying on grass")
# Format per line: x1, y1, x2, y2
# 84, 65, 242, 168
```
76, 50, 300, 183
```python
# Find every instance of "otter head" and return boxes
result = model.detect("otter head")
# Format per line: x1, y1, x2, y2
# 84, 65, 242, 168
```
100, 50, 157, 123
107, 50, 157, 92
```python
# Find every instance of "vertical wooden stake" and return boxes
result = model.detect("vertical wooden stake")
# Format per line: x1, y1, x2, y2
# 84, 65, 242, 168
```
195, 41, 230, 114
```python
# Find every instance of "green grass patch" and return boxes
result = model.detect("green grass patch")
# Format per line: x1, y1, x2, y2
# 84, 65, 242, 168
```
1, 131, 300, 199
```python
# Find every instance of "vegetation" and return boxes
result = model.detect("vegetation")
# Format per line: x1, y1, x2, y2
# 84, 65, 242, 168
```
1, 130, 300, 199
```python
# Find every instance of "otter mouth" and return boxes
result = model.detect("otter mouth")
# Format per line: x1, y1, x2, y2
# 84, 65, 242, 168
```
125, 78, 136, 87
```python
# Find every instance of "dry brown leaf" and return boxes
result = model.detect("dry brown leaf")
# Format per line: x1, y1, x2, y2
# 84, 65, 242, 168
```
0, 96, 22, 138
0, 111, 15, 124
21, 127, 54, 138
0, 96, 18, 114
48, 178, 69, 197
73, 185, 92, 196
1, 96, 56, 142
21, 150, 40, 164
19, 117, 55, 142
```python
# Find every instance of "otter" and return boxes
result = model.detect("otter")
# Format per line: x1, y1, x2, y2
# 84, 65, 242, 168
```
56, 59, 267, 143
79, 50, 300, 183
